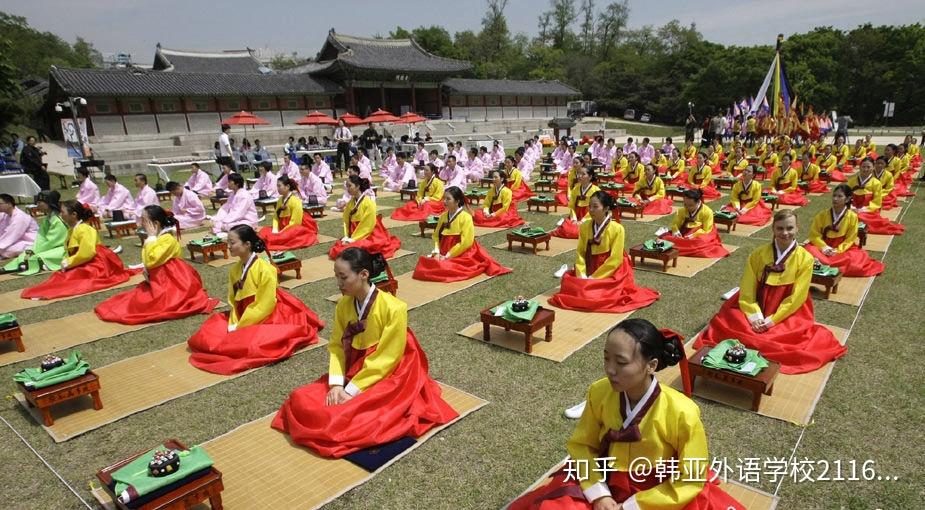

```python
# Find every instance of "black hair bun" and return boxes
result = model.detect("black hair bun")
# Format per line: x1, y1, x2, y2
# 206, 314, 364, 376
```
658, 335, 683, 370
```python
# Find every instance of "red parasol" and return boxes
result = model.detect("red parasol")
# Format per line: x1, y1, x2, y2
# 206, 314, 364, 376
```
338, 113, 367, 126
222, 111, 270, 137
363, 108, 401, 124
294, 111, 339, 126
395, 112, 427, 124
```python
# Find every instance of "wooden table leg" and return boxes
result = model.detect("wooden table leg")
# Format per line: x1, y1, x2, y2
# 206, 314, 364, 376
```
189, 249, 197, 262
544, 239, 550, 251
832, 282, 839, 294
222, 247, 229, 259
673, 257, 678, 268
545, 323, 553, 343
91, 390, 103, 410
209, 492, 224, 510
482, 322, 491, 342
14, 335, 25, 352
507, 239, 513, 251
751, 390, 762, 411
41, 408, 53, 427
662, 259, 669, 272
524, 331, 532, 353
295, 266, 302, 279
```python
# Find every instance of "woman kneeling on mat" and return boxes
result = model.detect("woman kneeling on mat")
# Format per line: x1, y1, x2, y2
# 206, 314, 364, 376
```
630, 164, 673, 215
550, 191, 659, 313
96, 205, 219, 324
721, 164, 771, 226
390, 163, 446, 221
272, 247, 459, 458
511, 318, 745, 510
803, 184, 884, 277
695, 210, 846, 374
258, 175, 319, 251
686, 152, 721, 200
328, 175, 402, 260
847, 157, 905, 235
2, 191, 64, 276
473, 169, 525, 228
21, 200, 137, 300
659, 189, 730, 258
412, 186, 511, 282
187, 225, 323, 375
766, 153, 808, 206
552, 166, 600, 239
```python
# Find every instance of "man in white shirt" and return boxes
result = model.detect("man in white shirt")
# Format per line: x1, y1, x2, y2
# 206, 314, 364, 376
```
217, 124, 233, 169
334, 119, 352, 172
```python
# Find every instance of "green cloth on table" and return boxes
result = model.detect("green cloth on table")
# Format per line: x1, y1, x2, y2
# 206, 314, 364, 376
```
425, 215, 440, 224
702, 339, 769, 376
465, 190, 487, 197
512, 226, 547, 238
271, 251, 297, 264
13, 351, 90, 389
761, 193, 778, 202
112, 445, 214, 503
714, 210, 738, 220
601, 183, 624, 190
532, 195, 555, 202
615, 198, 636, 207
812, 263, 839, 277
189, 237, 224, 247
0, 313, 18, 329
858, 222, 867, 231
642, 239, 675, 252
492, 300, 539, 322
797, 180, 807, 187
3, 214, 68, 275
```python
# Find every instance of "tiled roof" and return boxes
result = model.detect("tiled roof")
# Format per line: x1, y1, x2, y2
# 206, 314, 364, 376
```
49, 67, 342, 97
153, 46, 265, 74
317, 30, 472, 74
443, 78, 579, 96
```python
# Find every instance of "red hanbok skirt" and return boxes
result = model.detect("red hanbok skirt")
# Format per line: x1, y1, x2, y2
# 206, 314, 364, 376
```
509, 468, 744, 510
660, 227, 729, 258
511, 183, 535, 202
21, 246, 138, 300
695, 286, 846, 374
827, 168, 847, 182
412, 234, 511, 282
770, 184, 808, 206
852, 195, 904, 234
551, 205, 588, 239
187, 289, 323, 375
473, 202, 525, 228
722, 201, 771, 226
633, 196, 674, 215
328, 216, 403, 259
390, 198, 445, 221
95, 258, 219, 324
805, 180, 829, 193
549, 252, 659, 313
270, 329, 459, 458
803, 237, 884, 277
259, 214, 319, 251
691, 181, 721, 200
881, 191, 898, 210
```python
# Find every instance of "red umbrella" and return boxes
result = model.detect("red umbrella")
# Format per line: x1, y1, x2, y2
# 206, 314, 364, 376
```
294, 111, 338, 126
338, 113, 366, 126
396, 112, 427, 124
363, 108, 400, 124
222, 111, 270, 138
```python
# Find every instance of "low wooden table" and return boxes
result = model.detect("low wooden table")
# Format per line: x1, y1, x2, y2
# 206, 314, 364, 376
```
596, 172, 617, 183
714, 178, 738, 190
96, 439, 224, 510
107, 221, 137, 239
527, 198, 558, 213
0, 324, 25, 353
666, 187, 688, 200
533, 180, 556, 192
506, 231, 551, 255
688, 346, 780, 411
274, 258, 302, 279
209, 196, 228, 210
479, 177, 493, 189
19, 371, 102, 426
398, 187, 418, 201
615, 201, 644, 220
418, 219, 438, 238
811, 271, 843, 299
480, 302, 556, 354
629, 244, 680, 272
599, 183, 624, 198
188, 241, 229, 262
761, 195, 781, 210
465, 192, 486, 206
303, 204, 326, 218
857, 224, 867, 248
156, 190, 172, 203
714, 214, 738, 233
255, 198, 277, 215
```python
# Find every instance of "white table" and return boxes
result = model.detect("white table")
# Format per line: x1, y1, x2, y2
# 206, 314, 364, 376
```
0, 174, 41, 198
147, 160, 220, 183
400, 142, 447, 156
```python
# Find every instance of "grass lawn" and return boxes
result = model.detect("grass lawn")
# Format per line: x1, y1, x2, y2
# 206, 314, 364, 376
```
602, 119, 686, 138
0, 163, 921, 509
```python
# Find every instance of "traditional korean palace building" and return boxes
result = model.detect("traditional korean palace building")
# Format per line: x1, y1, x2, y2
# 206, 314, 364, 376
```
45, 29, 579, 138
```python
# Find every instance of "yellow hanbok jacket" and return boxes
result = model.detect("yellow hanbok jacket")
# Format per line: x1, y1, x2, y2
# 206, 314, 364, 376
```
729, 179, 762, 209
683, 145, 697, 160
273, 193, 304, 232
568, 183, 601, 220
228, 256, 277, 328
612, 156, 628, 174
508, 168, 526, 190
569, 378, 710, 507
739, 243, 812, 324
873, 169, 894, 198
432, 209, 474, 257
142, 231, 181, 268
726, 157, 748, 175
669, 203, 714, 236
769, 167, 799, 192
834, 144, 850, 165
342, 195, 377, 240
846, 174, 883, 212
633, 176, 666, 200
808, 208, 858, 253
622, 162, 644, 183
416, 175, 445, 203
575, 218, 624, 279
687, 165, 713, 188
64, 222, 99, 268
483, 185, 514, 215
328, 289, 408, 394
666, 158, 685, 178
817, 153, 837, 173
800, 163, 822, 184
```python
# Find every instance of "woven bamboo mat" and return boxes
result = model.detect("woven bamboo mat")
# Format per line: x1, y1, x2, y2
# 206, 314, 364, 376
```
492, 235, 575, 257
0, 274, 145, 313
325, 271, 496, 311
634, 245, 739, 278
278, 250, 414, 290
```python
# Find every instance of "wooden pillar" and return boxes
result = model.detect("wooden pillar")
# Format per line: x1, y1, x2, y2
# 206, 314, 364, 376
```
149, 98, 160, 133
379, 83, 386, 112
179, 96, 190, 133
411, 83, 417, 112
116, 98, 127, 136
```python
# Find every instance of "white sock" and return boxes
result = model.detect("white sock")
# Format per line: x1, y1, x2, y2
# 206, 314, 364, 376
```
554, 264, 568, 278
564, 400, 587, 419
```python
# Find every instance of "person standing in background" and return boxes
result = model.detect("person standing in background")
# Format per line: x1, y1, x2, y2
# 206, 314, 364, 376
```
217, 124, 234, 169
21, 136, 49, 191
334, 119, 353, 171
